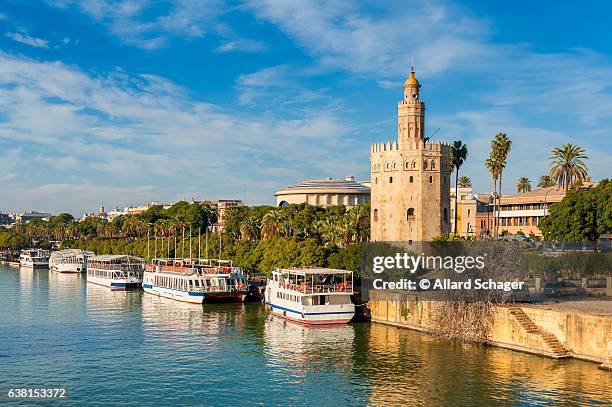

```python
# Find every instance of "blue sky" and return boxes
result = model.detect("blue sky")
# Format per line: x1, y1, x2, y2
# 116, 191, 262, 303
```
0, 0, 611, 216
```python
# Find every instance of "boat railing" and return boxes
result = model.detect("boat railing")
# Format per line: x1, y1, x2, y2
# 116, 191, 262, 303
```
278, 282, 353, 294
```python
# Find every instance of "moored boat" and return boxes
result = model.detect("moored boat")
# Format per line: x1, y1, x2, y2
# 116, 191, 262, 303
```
195, 259, 249, 302
86, 255, 144, 289
143, 259, 206, 304
50, 249, 95, 273
143, 258, 249, 303
265, 267, 355, 325
19, 249, 50, 268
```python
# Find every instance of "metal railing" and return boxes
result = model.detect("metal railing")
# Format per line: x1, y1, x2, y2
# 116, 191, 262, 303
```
278, 282, 353, 294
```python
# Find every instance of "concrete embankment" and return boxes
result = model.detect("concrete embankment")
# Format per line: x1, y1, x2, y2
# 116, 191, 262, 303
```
368, 291, 612, 370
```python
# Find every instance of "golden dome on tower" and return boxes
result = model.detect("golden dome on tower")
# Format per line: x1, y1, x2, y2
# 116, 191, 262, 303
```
404, 68, 419, 86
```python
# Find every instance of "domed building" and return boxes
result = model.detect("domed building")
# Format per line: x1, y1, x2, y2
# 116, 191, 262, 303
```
275, 176, 370, 208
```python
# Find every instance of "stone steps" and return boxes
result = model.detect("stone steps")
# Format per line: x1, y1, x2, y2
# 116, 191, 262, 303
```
509, 307, 570, 358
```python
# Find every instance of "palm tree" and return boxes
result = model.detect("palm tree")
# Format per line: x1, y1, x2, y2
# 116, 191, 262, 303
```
516, 177, 532, 193
548, 143, 589, 192
457, 176, 472, 188
490, 133, 511, 237
537, 175, 555, 189
450, 140, 468, 234
485, 155, 502, 237
240, 217, 260, 241
347, 205, 369, 243
261, 209, 284, 239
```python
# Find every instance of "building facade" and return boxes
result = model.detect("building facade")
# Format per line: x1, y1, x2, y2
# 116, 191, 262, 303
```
275, 176, 370, 208
497, 186, 566, 237
370, 68, 451, 241
450, 188, 493, 237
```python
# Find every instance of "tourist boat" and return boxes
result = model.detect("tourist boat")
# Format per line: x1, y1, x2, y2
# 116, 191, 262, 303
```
264, 267, 355, 325
19, 249, 50, 268
143, 258, 249, 303
196, 259, 249, 302
86, 255, 144, 289
49, 249, 95, 273
0, 249, 20, 266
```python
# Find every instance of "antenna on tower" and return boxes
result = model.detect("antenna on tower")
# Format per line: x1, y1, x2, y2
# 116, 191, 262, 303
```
411, 55, 414, 69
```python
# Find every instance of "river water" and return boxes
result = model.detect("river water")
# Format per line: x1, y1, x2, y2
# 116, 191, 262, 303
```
0, 265, 610, 406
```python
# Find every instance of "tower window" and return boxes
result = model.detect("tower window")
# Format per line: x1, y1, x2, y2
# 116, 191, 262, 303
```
409, 176, 414, 183
431, 160, 436, 170
405, 162, 410, 170
444, 208, 448, 221
373, 209, 378, 222
389, 177, 393, 184
375, 177, 378, 185
407, 208, 415, 220
429, 176, 433, 183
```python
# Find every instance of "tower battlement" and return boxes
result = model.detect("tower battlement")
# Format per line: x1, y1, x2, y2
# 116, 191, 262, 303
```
371, 140, 450, 153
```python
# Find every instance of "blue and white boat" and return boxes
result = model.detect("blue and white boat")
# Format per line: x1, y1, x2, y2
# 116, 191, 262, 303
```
143, 259, 206, 304
143, 258, 249, 304
265, 268, 355, 325
86, 255, 144, 289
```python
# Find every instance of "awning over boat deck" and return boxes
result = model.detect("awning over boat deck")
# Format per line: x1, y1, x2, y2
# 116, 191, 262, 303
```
277, 267, 353, 275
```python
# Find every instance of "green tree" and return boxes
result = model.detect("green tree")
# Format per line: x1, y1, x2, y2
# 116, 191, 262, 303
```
489, 133, 511, 237
457, 176, 472, 188
240, 217, 260, 242
537, 175, 555, 189
516, 177, 532, 193
539, 179, 610, 248
548, 143, 589, 192
450, 140, 469, 234
261, 209, 284, 239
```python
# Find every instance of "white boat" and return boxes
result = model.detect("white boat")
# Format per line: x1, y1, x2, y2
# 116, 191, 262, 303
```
143, 258, 248, 303
86, 255, 144, 289
19, 249, 50, 268
50, 249, 95, 273
265, 268, 355, 325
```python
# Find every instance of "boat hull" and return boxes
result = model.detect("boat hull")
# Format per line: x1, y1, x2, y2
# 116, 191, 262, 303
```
20, 261, 49, 268
203, 292, 247, 303
142, 284, 204, 304
268, 303, 354, 325
87, 275, 141, 290
51, 264, 86, 273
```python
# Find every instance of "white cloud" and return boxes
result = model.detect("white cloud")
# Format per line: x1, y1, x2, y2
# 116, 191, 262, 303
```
0, 51, 363, 214
51, 0, 226, 49
215, 38, 266, 53
6, 32, 50, 48
245, 0, 489, 79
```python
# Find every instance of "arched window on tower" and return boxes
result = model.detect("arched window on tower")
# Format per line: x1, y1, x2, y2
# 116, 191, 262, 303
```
423, 159, 428, 170
431, 160, 436, 170
407, 208, 415, 220
373, 209, 379, 222
412, 161, 417, 169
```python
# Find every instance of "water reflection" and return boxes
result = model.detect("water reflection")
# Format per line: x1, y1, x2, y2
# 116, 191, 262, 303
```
0, 265, 610, 406
363, 323, 612, 406
264, 316, 356, 372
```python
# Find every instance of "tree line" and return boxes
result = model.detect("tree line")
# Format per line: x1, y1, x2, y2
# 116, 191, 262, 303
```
0, 202, 370, 275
